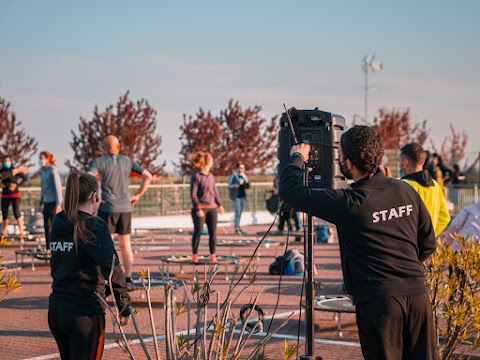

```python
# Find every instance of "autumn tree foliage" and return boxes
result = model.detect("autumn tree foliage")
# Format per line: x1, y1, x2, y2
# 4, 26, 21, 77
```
431, 124, 468, 166
67, 91, 165, 174
178, 100, 278, 175
0, 97, 38, 165
370, 108, 429, 149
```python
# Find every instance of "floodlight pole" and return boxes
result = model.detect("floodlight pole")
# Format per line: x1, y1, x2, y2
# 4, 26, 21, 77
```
362, 54, 382, 124
364, 66, 369, 124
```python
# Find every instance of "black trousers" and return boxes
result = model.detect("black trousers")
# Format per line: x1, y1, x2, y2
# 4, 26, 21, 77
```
355, 293, 438, 360
48, 308, 106, 360
191, 208, 218, 255
43, 202, 56, 249
278, 210, 301, 231
1, 197, 21, 220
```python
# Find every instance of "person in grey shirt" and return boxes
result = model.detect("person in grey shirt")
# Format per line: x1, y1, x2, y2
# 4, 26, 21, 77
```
39, 151, 63, 252
88, 135, 152, 283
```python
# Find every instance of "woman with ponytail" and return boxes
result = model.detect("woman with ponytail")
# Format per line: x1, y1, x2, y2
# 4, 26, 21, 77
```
48, 172, 131, 360
190, 151, 224, 263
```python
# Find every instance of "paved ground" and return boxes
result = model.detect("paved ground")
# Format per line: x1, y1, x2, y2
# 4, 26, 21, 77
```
0, 223, 478, 359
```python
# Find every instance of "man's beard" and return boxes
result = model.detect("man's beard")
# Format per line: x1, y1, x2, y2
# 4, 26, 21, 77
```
340, 163, 353, 180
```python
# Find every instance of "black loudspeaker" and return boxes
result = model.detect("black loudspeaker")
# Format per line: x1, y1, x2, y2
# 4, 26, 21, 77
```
278, 109, 347, 190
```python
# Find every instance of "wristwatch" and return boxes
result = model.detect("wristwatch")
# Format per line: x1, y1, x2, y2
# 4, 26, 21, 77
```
291, 152, 305, 161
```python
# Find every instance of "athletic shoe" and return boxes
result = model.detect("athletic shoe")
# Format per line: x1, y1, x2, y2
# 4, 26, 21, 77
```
210, 254, 218, 264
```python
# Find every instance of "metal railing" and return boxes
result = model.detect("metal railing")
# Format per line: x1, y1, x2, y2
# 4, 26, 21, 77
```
446, 184, 479, 215
11, 183, 275, 220
6, 182, 478, 222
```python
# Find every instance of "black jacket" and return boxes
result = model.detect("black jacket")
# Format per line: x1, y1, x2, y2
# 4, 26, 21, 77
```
1, 169, 28, 195
279, 157, 436, 305
49, 211, 131, 316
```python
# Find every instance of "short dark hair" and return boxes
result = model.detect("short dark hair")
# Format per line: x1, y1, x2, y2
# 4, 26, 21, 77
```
400, 143, 426, 166
340, 125, 384, 174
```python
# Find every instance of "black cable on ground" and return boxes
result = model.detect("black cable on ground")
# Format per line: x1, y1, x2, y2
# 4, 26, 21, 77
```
184, 204, 281, 353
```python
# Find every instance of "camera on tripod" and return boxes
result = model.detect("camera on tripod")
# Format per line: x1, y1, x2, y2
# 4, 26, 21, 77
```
278, 107, 347, 190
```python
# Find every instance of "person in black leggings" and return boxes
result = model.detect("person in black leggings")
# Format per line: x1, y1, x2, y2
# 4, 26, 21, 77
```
1, 156, 29, 237
190, 151, 224, 264
48, 172, 130, 360
39, 151, 63, 252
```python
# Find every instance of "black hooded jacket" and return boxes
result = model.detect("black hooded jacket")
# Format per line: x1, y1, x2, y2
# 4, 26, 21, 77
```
279, 157, 436, 305
402, 169, 435, 187
49, 211, 130, 316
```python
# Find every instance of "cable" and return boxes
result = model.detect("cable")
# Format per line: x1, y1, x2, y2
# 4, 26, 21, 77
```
184, 205, 281, 353
265, 207, 293, 335
240, 303, 265, 333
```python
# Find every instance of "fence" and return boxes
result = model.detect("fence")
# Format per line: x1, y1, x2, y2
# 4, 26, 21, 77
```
7, 182, 479, 223
12, 182, 275, 221
446, 184, 479, 215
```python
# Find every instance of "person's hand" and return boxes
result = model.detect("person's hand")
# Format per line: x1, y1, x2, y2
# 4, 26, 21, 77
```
196, 209, 205, 218
290, 143, 311, 162
218, 206, 225, 215
18, 165, 29, 173
119, 315, 130, 326
239, 179, 245, 185
130, 194, 141, 208
55, 204, 62, 214
0, 183, 5, 189
8, 183, 17, 192
273, 189, 279, 196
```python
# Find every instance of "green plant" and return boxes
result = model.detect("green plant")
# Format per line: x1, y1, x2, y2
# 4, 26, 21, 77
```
425, 235, 480, 359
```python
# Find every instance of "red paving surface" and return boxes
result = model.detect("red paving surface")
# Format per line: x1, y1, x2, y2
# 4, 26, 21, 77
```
0, 223, 478, 359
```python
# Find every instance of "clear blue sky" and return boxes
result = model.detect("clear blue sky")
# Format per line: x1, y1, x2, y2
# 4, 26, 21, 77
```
1, 0, 479, 172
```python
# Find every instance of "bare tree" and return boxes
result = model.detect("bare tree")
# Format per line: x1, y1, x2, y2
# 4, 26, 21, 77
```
67, 91, 165, 174
431, 124, 468, 166
0, 97, 38, 165
178, 99, 278, 175
370, 108, 429, 149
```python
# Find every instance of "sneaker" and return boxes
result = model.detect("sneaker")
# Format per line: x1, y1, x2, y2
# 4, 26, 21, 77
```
192, 254, 198, 263
235, 229, 246, 235
210, 254, 218, 264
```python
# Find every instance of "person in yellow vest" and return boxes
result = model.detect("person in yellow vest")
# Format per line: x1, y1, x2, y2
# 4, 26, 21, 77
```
399, 143, 451, 236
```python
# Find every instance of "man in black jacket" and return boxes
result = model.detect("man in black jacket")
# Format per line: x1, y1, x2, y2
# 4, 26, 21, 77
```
279, 125, 438, 359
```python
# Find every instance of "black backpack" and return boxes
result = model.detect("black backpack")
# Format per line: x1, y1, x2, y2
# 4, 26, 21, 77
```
269, 255, 285, 275
265, 193, 279, 214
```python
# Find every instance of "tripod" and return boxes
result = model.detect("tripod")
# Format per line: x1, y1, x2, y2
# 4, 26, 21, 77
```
299, 215, 322, 360
300, 168, 323, 360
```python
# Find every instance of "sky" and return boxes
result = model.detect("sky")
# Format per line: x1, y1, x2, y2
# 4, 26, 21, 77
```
1, 1, 479, 173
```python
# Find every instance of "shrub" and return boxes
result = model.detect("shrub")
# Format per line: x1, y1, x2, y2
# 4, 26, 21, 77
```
425, 235, 480, 359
